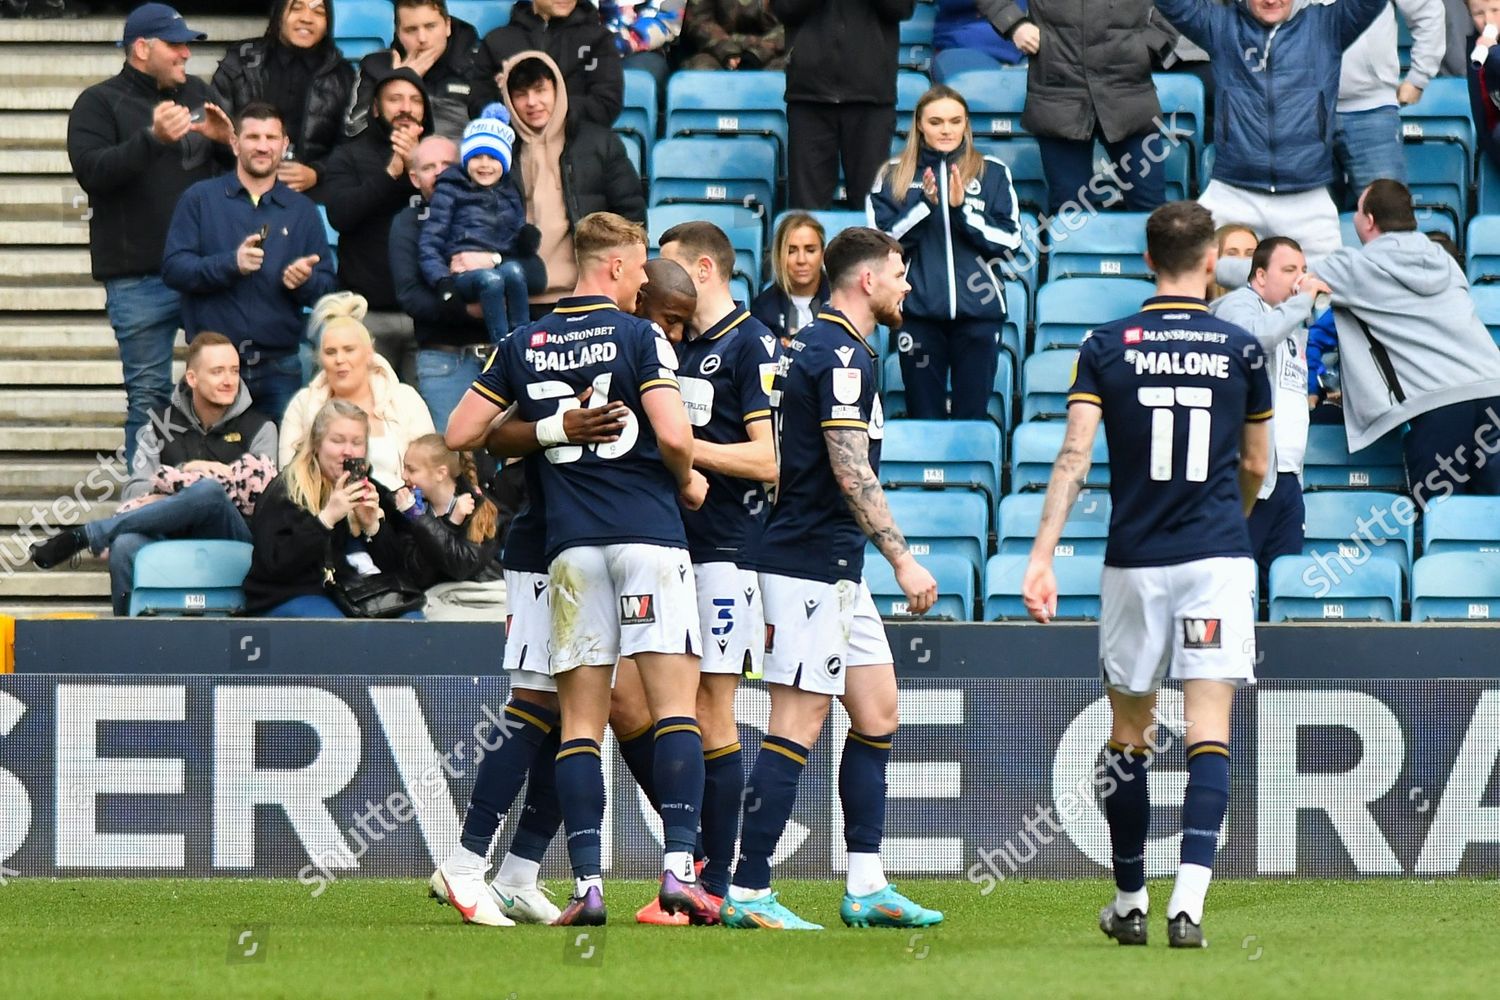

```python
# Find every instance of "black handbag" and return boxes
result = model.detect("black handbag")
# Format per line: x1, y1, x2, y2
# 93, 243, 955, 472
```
324, 538, 426, 620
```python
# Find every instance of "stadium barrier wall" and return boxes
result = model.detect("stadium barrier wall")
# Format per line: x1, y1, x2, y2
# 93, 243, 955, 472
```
3, 620, 1497, 884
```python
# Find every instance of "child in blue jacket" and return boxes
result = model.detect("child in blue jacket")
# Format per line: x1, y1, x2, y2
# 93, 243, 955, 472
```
419, 104, 539, 344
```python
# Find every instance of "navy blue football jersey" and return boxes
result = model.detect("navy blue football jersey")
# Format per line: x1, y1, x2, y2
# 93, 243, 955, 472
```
471, 294, 687, 558
675, 306, 779, 565
1068, 295, 1273, 568
747, 308, 883, 584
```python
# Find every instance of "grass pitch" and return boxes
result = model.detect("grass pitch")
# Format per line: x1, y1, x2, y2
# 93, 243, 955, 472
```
1, 878, 1496, 999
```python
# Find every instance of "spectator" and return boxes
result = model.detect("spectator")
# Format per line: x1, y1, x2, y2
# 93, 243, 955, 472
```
394, 434, 506, 618
319, 67, 432, 380
469, 0, 624, 129
751, 211, 830, 343
419, 104, 539, 344
773, 0, 915, 210
345, 0, 483, 142
1310, 180, 1500, 503
1468, 0, 1500, 168
498, 52, 646, 316
66, 3, 233, 465
244, 399, 422, 618
1334, 0, 1446, 207
601, 1, 685, 87
868, 84, 1021, 420
389, 136, 496, 428
212, 0, 356, 198
1155, 0, 1389, 261
931, 1, 1027, 83
27, 332, 276, 615
162, 102, 337, 422
681, 0, 786, 71
1212, 237, 1331, 581
1208, 222, 1258, 300
280, 293, 436, 489
987, 0, 1176, 215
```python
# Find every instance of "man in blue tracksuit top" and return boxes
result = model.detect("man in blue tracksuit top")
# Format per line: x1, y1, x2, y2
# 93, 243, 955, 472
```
1154, 0, 1389, 262
867, 86, 1021, 420
163, 101, 337, 422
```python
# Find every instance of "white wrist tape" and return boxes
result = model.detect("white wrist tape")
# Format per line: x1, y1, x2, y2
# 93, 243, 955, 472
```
536, 412, 570, 447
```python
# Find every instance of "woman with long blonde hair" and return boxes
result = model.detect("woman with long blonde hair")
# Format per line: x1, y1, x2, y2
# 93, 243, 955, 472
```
751, 212, 831, 343
243, 399, 419, 618
868, 83, 1023, 420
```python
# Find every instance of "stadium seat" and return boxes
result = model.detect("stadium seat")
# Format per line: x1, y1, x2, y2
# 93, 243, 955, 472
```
1466, 216, 1500, 284
1020, 348, 1078, 421
995, 491, 1111, 558
1267, 554, 1401, 622
984, 552, 1103, 620
1009, 421, 1109, 493
1399, 77, 1476, 157
894, 70, 932, 139
665, 71, 788, 169
1033, 278, 1155, 352
1153, 72, 1206, 161
885, 491, 989, 580
1001, 278, 1028, 364
1471, 284, 1500, 348
1403, 142, 1469, 238
881, 351, 1014, 428
1482, 153, 1500, 217
940, 68, 1028, 139
1410, 552, 1500, 621
1339, 212, 1360, 248
128, 540, 253, 617
1399, 77, 1475, 234
649, 138, 777, 216
1300, 490, 1414, 577
866, 552, 975, 621
336, 0, 392, 51
446, 1, 514, 37
614, 68, 659, 167
898, 5, 936, 71
647, 204, 763, 285
881, 419, 1004, 510
1302, 425, 1405, 491
1199, 143, 1214, 189
976, 138, 1047, 216
1421, 495, 1500, 555
1046, 212, 1152, 280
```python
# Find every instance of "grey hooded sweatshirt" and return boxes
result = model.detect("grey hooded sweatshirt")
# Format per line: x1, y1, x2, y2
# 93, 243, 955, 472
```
1314, 230, 1500, 451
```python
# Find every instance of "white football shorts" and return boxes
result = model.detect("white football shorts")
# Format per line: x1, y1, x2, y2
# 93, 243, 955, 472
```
549, 543, 701, 674
759, 572, 893, 696
502, 569, 556, 692
694, 561, 765, 676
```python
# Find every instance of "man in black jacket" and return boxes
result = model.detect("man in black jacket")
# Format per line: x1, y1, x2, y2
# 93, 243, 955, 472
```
66, 3, 234, 466
28, 332, 277, 616
320, 67, 433, 381
469, 0, 623, 129
773, 0, 915, 210
345, 0, 483, 142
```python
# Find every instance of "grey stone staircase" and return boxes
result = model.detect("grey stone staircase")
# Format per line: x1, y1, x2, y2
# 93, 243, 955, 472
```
0, 14, 260, 617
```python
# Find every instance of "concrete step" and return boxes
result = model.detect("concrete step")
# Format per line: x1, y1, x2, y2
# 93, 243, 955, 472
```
0, 388, 124, 423
0, 497, 118, 526
0, 358, 183, 386
0, 149, 71, 176
0, 570, 109, 599
0, 455, 126, 499
0, 113, 70, 150
0, 319, 122, 359
0, 46, 234, 87
0, 426, 124, 451
0, 248, 92, 283
0, 220, 87, 244
0, 17, 263, 45
0, 602, 109, 618
0, 285, 106, 311
0, 87, 91, 112
0, 179, 89, 221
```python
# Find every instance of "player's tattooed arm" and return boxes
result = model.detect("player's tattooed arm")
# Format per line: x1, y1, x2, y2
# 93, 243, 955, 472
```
825, 427, 909, 563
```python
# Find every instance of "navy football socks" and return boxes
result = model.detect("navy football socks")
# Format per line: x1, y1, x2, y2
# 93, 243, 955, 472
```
840, 731, 894, 856
616, 721, 661, 812
507, 727, 562, 864
700, 742, 744, 897
731, 736, 807, 892
653, 717, 706, 862
555, 738, 605, 880
1180, 741, 1231, 868
458, 699, 559, 857
1102, 740, 1152, 896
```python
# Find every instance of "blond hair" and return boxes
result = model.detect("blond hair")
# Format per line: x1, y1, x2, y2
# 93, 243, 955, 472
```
770, 212, 826, 297
573, 211, 647, 269
884, 85, 985, 202
407, 434, 499, 544
309, 291, 373, 350
285, 399, 369, 531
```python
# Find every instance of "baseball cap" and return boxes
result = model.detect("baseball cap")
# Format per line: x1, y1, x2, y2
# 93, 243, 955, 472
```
119, 3, 208, 46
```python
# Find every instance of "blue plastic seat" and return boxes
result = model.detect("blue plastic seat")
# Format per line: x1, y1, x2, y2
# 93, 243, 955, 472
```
666, 71, 787, 169
1020, 348, 1078, 421
881, 351, 1014, 428
894, 70, 932, 137
1153, 72, 1206, 160
885, 491, 989, 580
984, 552, 1103, 620
1033, 278, 1155, 352
1009, 421, 1110, 493
976, 138, 1047, 216
1467, 215, 1500, 284
881, 419, 1004, 509
1410, 552, 1500, 620
613, 67, 659, 167
1399, 77, 1476, 156
1047, 212, 1152, 280
1483, 153, 1500, 217
899, 5, 936, 69
866, 552, 975, 621
1302, 425, 1405, 491
649, 138, 777, 215
1422, 495, 1500, 555
1267, 554, 1401, 622
995, 491, 1111, 558
1199, 143, 1215, 190
446, 0, 514, 37
940, 68, 1028, 138
128, 540, 254, 617
1403, 142, 1469, 236
647, 204, 763, 285
1471, 284, 1500, 349
1001, 278, 1028, 364
1300, 490, 1413, 577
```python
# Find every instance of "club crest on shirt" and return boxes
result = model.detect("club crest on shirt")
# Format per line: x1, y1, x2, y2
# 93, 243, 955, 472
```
834, 345, 856, 367
832, 368, 862, 404
761, 335, 777, 357
699, 354, 722, 376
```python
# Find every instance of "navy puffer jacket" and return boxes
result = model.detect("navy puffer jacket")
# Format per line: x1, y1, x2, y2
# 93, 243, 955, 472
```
417, 165, 538, 287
